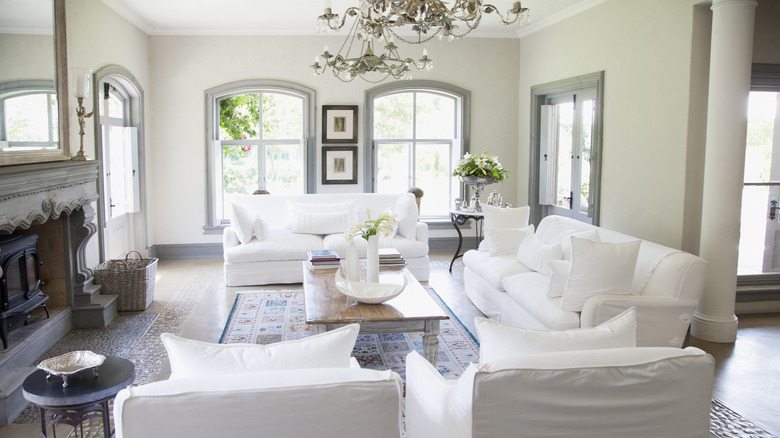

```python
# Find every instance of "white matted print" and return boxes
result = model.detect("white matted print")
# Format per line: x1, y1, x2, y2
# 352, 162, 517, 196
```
322, 146, 358, 184
322, 105, 358, 144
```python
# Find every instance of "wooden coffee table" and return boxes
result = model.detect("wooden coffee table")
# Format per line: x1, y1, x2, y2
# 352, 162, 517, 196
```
303, 262, 449, 365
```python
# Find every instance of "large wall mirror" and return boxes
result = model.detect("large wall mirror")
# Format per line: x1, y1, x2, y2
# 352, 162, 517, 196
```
0, 0, 69, 166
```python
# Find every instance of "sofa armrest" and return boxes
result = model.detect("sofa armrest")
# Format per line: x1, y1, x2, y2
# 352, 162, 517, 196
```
415, 222, 429, 243
405, 351, 467, 438
580, 295, 701, 347
222, 226, 240, 249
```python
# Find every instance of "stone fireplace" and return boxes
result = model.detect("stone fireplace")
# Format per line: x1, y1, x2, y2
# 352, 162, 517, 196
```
0, 160, 118, 424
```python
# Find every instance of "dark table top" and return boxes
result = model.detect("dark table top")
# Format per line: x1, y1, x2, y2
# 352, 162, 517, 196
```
22, 356, 135, 407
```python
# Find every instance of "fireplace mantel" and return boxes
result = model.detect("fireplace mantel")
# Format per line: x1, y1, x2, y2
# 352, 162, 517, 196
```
0, 160, 117, 327
0, 161, 100, 232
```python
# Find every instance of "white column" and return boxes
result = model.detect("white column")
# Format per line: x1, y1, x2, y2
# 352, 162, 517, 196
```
692, 0, 757, 343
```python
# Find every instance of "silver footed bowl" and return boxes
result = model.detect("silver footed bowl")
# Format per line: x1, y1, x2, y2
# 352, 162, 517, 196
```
37, 350, 106, 387
460, 176, 498, 186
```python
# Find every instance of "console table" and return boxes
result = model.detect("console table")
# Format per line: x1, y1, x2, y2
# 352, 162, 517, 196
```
449, 210, 485, 272
23, 356, 135, 438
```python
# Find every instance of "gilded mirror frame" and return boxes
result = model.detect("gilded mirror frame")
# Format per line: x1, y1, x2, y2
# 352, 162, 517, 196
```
0, 0, 70, 166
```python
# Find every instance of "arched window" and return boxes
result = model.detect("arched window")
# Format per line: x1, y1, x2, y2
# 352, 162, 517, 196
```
0, 81, 58, 151
205, 80, 315, 231
365, 81, 470, 219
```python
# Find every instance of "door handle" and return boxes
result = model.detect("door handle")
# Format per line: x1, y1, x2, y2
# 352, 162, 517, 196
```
770, 200, 778, 220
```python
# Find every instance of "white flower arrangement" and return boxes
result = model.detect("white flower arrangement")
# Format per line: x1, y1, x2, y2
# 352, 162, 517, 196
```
345, 209, 398, 240
452, 152, 509, 182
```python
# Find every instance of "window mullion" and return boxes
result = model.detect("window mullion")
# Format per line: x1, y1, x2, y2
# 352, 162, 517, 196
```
258, 93, 265, 191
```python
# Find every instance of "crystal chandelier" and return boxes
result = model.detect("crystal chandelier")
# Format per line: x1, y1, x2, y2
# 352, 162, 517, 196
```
312, 5, 434, 83
317, 0, 531, 44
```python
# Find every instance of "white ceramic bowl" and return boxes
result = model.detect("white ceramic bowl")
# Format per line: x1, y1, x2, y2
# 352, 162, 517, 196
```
334, 268, 407, 304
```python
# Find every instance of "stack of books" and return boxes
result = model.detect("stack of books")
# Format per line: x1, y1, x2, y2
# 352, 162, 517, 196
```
307, 249, 341, 270
378, 248, 406, 266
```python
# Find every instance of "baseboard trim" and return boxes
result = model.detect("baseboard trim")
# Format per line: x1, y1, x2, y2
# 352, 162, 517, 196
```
149, 238, 472, 259
149, 243, 223, 259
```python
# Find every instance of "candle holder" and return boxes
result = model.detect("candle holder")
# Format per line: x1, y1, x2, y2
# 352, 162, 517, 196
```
71, 68, 93, 161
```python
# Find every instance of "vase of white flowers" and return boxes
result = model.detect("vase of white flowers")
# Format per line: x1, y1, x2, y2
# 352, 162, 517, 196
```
453, 152, 509, 212
344, 209, 398, 283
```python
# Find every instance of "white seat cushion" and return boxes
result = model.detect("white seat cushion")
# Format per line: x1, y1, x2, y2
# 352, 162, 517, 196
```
463, 250, 532, 291
502, 272, 580, 331
224, 229, 324, 263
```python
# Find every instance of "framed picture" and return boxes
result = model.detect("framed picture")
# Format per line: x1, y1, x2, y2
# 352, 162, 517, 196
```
322, 105, 358, 144
322, 146, 358, 185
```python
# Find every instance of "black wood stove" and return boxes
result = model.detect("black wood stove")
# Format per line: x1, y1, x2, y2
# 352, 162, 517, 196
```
0, 234, 49, 349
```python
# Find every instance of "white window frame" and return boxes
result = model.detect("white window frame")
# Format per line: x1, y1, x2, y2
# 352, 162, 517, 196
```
204, 80, 315, 232
365, 81, 470, 220
0, 80, 59, 150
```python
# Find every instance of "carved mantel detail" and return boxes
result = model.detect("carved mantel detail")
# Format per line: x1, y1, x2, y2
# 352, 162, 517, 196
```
0, 160, 116, 327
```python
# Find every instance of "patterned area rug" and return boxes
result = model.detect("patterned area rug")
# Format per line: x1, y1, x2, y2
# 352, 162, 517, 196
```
220, 289, 777, 437
219, 288, 479, 380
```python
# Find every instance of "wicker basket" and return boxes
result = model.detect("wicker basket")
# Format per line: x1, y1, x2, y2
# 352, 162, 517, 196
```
94, 251, 157, 311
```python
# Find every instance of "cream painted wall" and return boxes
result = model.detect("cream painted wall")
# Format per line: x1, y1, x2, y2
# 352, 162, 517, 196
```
0, 34, 54, 82
517, 0, 703, 248
148, 36, 520, 245
65, 0, 151, 262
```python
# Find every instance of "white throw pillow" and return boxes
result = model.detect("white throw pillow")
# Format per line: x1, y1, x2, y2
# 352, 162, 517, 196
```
482, 205, 530, 229
475, 307, 637, 363
516, 234, 562, 275
547, 260, 571, 298
229, 202, 257, 245
287, 202, 352, 235
253, 215, 268, 242
288, 201, 355, 214
560, 237, 641, 312
561, 228, 600, 260
394, 194, 418, 240
485, 225, 534, 256
161, 323, 360, 380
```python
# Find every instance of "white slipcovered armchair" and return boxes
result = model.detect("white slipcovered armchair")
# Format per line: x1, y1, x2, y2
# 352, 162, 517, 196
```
405, 347, 715, 438
115, 325, 404, 438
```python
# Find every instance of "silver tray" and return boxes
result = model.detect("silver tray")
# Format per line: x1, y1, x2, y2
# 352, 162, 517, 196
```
37, 351, 106, 387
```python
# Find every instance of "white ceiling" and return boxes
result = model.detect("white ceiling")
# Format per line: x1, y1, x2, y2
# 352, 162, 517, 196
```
0, 0, 604, 38
100, 0, 601, 38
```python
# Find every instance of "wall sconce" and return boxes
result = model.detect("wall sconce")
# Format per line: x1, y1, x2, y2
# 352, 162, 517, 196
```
71, 68, 93, 161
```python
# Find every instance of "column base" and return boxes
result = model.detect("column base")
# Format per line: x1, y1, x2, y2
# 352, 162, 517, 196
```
690, 311, 738, 343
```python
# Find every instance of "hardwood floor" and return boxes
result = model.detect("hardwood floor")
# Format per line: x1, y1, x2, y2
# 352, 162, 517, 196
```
1, 252, 777, 437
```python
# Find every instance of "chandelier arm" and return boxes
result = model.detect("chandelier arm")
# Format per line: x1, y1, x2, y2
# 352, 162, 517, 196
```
387, 27, 440, 44
481, 3, 528, 26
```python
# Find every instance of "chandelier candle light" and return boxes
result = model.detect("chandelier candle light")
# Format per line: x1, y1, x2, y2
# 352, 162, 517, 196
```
453, 152, 509, 212
312, 5, 433, 82
313, 0, 529, 82
317, 0, 531, 43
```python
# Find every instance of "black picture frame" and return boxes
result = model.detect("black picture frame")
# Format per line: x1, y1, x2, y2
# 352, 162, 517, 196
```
322, 105, 358, 144
322, 146, 358, 185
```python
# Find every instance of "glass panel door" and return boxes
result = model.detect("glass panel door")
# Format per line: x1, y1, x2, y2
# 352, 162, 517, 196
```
738, 91, 780, 275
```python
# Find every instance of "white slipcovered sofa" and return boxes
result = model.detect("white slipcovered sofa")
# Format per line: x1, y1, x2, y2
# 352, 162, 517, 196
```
223, 193, 429, 286
463, 212, 708, 347
405, 346, 715, 438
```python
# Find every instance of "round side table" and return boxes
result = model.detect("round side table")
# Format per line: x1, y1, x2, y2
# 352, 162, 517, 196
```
23, 356, 135, 438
